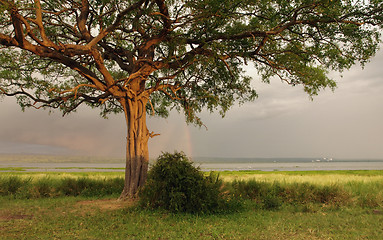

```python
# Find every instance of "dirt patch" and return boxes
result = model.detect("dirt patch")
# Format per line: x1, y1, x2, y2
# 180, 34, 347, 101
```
0, 214, 33, 221
372, 209, 383, 215
76, 199, 136, 211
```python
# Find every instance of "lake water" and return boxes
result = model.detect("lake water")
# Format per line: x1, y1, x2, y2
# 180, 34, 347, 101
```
198, 161, 383, 171
1, 157, 383, 172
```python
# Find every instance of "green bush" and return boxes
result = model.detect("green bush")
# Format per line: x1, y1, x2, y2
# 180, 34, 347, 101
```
281, 182, 318, 204
139, 152, 227, 213
57, 177, 124, 197
0, 175, 123, 198
230, 179, 268, 200
0, 176, 31, 196
30, 177, 56, 198
315, 184, 350, 205
229, 179, 352, 209
229, 180, 282, 210
262, 194, 282, 210
58, 177, 83, 196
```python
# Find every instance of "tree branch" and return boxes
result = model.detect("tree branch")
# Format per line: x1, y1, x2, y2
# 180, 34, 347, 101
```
85, 0, 146, 49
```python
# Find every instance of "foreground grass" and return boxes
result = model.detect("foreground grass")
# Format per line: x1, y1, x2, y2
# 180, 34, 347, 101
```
1, 197, 382, 239
1, 170, 383, 239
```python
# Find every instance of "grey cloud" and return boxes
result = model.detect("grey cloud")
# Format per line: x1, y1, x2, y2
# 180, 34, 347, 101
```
0, 98, 127, 156
186, 49, 383, 159
1, 49, 383, 159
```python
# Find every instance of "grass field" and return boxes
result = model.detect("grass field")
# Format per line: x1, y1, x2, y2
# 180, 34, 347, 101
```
218, 170, 383, 183
1, 170, 383, 239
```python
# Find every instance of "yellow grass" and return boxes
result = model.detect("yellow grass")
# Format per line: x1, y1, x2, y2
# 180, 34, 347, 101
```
220, 173, 383, 185
3, 170, 383, 185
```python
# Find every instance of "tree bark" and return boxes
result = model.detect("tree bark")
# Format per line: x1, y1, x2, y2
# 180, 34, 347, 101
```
119, 97, 150, 200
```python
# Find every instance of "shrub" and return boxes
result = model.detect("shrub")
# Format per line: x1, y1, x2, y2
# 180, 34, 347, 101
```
281, 182, 318, 204
57, 177, 124, 197
30, 177, 56, 198
139, 152, 226, 213
0, 176, 31, 196
0, 175, 124, 198
262, 194, 282, 210
230, 179, 268, 200
58, 177, 83, 196
229, 179, 352, 209
315, 184, 350, 205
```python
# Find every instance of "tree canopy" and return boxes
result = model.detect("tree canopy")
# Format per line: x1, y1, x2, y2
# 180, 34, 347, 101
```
1, 0, 382, 198
1, 0, 381, 124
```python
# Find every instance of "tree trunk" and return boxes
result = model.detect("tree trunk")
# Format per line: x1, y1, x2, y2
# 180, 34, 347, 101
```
119, 97, 150, 200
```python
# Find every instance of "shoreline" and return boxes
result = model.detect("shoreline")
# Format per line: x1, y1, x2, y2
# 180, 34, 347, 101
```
1, 161, 383, 173
1, 155, 383, 172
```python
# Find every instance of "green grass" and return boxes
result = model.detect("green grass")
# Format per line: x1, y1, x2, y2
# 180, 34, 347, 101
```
1, 197, 382, 239
1, 170, 383, 239
0, 167, 28, 171
0, 175, 124, 198
217, 170, 383, 185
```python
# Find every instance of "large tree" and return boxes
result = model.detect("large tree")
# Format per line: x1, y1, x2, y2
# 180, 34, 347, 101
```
0, 0, 382, 198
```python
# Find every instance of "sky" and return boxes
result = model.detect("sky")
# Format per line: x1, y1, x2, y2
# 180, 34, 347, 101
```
1, 49, 383, 160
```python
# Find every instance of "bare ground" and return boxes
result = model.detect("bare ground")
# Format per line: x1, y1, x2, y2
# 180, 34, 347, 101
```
75, 198, 136, 211
0, 198, 134, 223
0, 214, 33, 221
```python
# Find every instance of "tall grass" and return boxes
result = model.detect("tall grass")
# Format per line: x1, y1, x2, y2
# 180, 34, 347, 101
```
1, 171, 382, 210
227, 179, 382, 209
0, 175, 124, 198
344, 180, 383, 208
219, 171, 383, 185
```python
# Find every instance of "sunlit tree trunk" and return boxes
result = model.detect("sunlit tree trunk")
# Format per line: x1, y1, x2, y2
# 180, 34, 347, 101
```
119, 97, 150, 199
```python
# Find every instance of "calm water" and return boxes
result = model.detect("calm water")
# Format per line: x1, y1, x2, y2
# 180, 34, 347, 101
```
198, 161, 383, 171
196, 157, 383, 171
1, 157, 383, 172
